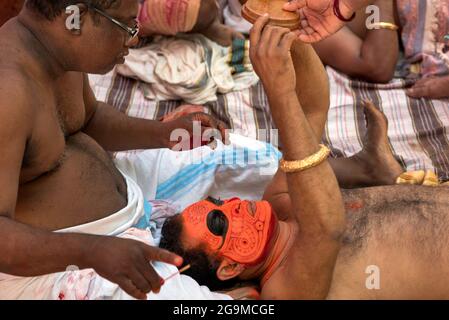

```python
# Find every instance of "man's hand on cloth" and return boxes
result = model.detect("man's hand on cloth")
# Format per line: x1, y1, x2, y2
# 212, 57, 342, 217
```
160, 112, 230, 150
406, 76, 449, 100
86, 236, 183, 300
249, 15, 297, 97
283, 0, 366, 43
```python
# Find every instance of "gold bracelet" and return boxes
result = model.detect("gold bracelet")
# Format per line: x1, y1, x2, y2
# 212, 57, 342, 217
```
279, 144, 331, 173
370, 22, 399, 31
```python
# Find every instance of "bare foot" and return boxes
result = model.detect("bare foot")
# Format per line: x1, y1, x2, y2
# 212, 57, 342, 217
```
200, 19, 245, 47
350, 101, 404, 186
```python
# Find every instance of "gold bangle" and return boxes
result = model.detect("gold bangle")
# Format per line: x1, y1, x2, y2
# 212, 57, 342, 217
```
279, 144, 331, 173
370, 22, 399, 31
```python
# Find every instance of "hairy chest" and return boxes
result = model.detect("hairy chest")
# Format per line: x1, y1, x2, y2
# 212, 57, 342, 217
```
20, 73, 87, 182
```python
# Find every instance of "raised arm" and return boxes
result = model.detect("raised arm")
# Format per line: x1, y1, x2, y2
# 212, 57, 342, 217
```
262, 33, 330, 219
249, 16, 345, 299
313, 0, 399, 83
82, 75, 227, 151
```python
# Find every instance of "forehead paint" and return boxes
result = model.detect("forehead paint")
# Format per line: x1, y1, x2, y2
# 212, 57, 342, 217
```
182, 198, 275, 266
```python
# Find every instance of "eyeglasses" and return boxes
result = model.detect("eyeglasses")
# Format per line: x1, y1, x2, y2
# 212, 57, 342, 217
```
90, 6, 139, 44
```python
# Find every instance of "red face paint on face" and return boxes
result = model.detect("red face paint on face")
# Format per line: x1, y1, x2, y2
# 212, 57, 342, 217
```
181, 197, 276, 266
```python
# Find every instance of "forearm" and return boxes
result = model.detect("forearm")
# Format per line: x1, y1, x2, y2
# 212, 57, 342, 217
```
316, 0, 398, 83
264, 43, 330, 207
291, 42, 330, 137
83, 102, 167, 152
0, 216, 99, 277
269, 91, 345, 299
343, 0, 372, 11
268, 90, 345, 236
357, 0, 398, 81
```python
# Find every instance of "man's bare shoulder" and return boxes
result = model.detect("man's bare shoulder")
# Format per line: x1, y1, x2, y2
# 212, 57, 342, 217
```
0, 68, 36, 129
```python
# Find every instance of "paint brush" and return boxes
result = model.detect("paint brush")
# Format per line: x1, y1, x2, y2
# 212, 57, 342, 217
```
164, 264, 191, 282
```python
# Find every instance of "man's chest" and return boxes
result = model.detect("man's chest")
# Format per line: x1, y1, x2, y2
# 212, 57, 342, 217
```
21, 73, 88, 179
52, 72, 87, 134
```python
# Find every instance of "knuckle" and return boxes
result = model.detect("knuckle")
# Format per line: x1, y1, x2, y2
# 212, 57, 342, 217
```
255, 50, 264, 58
141, 283, 152, 293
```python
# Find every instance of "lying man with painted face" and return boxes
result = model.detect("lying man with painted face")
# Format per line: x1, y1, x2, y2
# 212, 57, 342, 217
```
160, 16, 449, 300
0, 0, 231, 300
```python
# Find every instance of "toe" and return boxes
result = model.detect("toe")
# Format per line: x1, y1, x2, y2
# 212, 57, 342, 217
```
363, 100, 388, 129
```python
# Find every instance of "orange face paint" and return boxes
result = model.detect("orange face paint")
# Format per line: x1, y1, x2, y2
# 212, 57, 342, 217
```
181, 197, 276, 266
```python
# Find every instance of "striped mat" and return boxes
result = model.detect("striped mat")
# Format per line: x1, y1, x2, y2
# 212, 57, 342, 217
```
89, 66, 449, 182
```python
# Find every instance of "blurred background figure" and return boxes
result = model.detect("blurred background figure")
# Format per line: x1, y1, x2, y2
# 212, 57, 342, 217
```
312, 0, 399, 84
0, 0, 24, 26
138, 0, 244, 46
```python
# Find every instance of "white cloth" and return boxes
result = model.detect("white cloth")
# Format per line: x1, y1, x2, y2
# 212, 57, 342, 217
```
115, 133, 280, 211
115, 133, 280, 243
0, 170, 229, 300
223, 0, 252, 34
0, 228, 230, 300
58, 170, 145, 236
116, 34, 259, 104
0, 134, 279, 300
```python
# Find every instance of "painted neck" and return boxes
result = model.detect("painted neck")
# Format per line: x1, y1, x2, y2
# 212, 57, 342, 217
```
239, 221, 294, 286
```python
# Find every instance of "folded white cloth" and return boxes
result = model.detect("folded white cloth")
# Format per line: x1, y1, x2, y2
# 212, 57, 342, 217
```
116, 34, 259, 104
58, 170, 145, 236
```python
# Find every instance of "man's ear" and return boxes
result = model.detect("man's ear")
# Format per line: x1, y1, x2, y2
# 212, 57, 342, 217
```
216, 257, 246, 281
64, 3, 88, 34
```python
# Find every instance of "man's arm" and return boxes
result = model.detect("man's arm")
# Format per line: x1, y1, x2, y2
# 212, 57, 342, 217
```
250, 16, 346, 299
262, 41, 330, 220
313, 0, 399, 83
82, 75, 227, 152
291, 41, 330, 137
82, 74, 168, 151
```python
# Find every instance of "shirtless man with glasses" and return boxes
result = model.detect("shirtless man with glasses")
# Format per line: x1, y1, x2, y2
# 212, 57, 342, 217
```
0, 0, 228, 300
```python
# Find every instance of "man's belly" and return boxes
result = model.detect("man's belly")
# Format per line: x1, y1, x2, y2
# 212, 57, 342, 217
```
15, 133, 128, 231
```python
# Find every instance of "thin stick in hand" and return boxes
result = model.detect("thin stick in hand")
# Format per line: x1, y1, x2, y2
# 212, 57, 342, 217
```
164, 264, 191, 282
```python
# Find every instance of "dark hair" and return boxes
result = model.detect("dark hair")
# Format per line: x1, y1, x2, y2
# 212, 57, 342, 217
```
206, 196, 224, 206
26, 0, 121, 20
159, 215, 239, 292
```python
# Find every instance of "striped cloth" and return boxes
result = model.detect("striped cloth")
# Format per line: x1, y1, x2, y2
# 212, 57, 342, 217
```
397, 0, 449, 79
89, 65, 449, 182
324, 68, 449, 182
